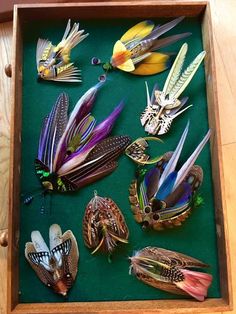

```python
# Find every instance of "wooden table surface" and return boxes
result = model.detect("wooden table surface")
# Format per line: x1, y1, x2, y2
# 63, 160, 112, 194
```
0, 0, 235, 313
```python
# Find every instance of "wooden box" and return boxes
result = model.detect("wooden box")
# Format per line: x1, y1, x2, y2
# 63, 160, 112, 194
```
7, 1, 232, 313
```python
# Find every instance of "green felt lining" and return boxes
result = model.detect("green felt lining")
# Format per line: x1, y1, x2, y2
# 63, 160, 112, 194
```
19, 17, 220, 303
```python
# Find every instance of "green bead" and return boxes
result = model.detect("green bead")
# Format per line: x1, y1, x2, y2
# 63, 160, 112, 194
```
102, 62, 113, 71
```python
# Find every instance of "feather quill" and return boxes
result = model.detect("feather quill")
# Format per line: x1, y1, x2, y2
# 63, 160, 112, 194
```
173, 129, 211, 190
158, 122, 189, 189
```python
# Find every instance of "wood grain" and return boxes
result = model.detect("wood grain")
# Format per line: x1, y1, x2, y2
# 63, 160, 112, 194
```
202, 2, 232, 307
1, 0, 236, 313
8, 2, 231, 313
210, 0, 236, 146
0, 21, 12, 314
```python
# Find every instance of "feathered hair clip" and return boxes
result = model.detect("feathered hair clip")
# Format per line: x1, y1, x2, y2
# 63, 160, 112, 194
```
130, 246, 212, 301
25, 224, 79, 296
141, 43, 206, 135
92, 17, 191, 79
24, 83, 131, 212
36, 19, 88, 82
129, 122, 211, 230
83, 191, 129, 260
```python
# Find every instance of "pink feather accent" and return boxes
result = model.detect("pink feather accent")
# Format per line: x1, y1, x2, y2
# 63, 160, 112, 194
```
176, 269, 212, 301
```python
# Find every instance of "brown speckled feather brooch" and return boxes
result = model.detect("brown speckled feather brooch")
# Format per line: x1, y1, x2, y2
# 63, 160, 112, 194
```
83, 191, 129, 258
25, 224, 79, 296
130, 246, 212, 301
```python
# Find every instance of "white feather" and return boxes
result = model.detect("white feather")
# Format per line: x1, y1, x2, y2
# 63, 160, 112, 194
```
158, 122, 189, 189
49, 224, 62, 251
31, 231, 50, 253
173, 129, 211, 191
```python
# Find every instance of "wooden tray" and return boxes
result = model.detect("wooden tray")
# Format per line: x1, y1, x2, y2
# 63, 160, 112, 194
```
7, 1, 232, 313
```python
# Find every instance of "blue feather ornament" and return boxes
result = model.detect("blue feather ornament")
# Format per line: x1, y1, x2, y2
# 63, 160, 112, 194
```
129, 123, 211, 230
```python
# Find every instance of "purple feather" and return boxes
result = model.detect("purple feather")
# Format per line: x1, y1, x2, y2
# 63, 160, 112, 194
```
53, 82, 103, 171
38, 115, 49, 160
144, 167, 160, 200
64, 101, 125, 163
175, 182, 192, 206
71, 82, 103, 125
168, 96, 189, 116
38, 93, 69, 171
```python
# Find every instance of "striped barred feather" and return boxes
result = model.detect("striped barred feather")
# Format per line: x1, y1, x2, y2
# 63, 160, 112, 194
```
25, 225, 79, 296
163, 43, 188, 96
52, 63, 81, 82
83, 192, 129, 255
169, 50, 206, 99
36, 38, 52, 66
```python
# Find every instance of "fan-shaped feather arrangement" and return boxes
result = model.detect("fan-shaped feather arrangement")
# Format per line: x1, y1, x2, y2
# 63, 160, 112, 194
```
129, 123, 211, 230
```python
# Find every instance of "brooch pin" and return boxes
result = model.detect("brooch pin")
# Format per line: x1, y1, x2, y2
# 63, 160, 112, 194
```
125, 137, 163, 165
130, 246, 212, 301
92, 17, 190, 79
25, 224, 79, 296
129, 123, 210, 230
36, 19, 88, 82
140, 43, 206, 135
83, 191, 129, 259
24, 83, 130, 212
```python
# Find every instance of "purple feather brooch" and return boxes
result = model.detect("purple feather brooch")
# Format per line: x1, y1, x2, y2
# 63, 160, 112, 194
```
24, 83, 130, 209
128, 122, 211, 230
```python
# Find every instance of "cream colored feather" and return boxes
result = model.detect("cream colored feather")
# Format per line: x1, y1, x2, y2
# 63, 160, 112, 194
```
169, 50, 206, 99
163, 43, 188, 96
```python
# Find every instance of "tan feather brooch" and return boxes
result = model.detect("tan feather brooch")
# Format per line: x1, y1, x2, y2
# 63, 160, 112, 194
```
25, 224, 79, 296
83, 191, 129, 259
129, 246, 212, 301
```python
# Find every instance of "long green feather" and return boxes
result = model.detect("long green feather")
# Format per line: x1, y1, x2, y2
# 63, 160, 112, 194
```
169, 50, 206, 99
163, 43, 188, 96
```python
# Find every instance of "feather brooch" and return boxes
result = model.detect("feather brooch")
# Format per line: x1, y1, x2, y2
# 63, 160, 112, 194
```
93, 17, 190, 76
141, 43, 206, 135
125, 136, 163, 165
25, 224, 79, 296
83, 191, 129, 257
129, 122, 211, 230
130, 247, 212, 301
24, 83, 130, 208
37, 19, 88, 82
